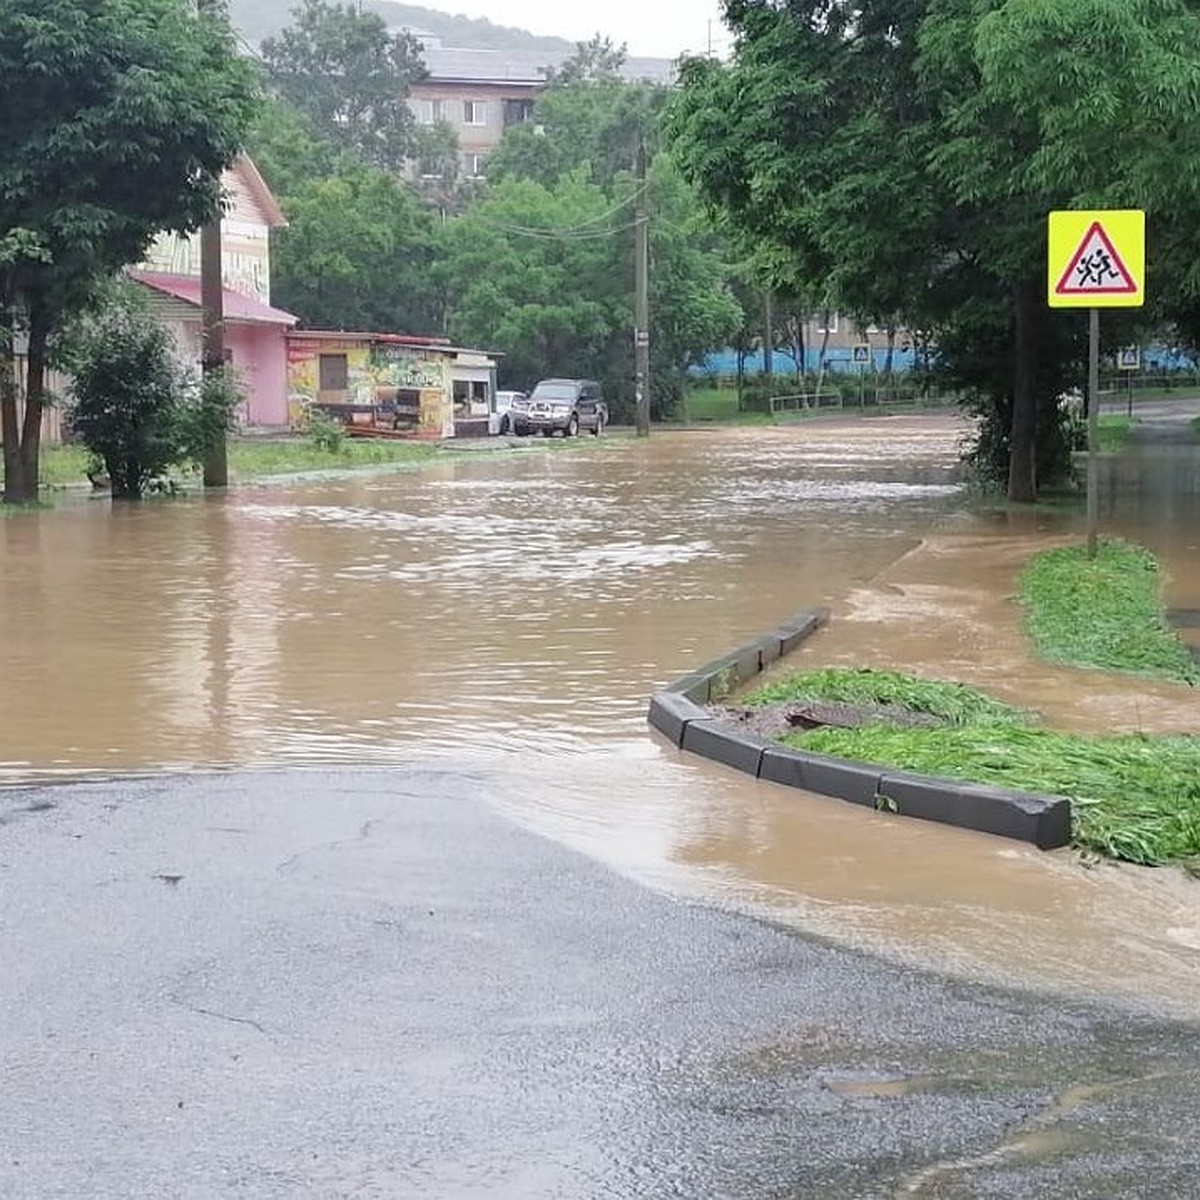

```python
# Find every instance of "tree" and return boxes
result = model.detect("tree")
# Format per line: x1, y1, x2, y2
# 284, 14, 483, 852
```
260, 0, 425, 171
488, 49, 666, 191
669, 0, 1200, 499
542, 34, 627, 86
271, 158, 442, 334
440, 172, 625, 392
0, 0, 257, 504
440, 161, 741, 419
67, 287, 240, 500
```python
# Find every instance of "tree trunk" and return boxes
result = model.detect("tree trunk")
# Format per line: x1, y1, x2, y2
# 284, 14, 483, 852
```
0, 308, 22, 504
17, 305, 49, 505
1007, 277, 1039, 502
816, 318, 832, 402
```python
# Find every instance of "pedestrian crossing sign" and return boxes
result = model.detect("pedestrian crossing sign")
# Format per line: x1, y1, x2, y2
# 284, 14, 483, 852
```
1048, 210, 1144, 308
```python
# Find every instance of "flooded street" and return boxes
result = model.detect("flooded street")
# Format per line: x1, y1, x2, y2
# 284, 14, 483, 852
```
3, 413, 1199, 1012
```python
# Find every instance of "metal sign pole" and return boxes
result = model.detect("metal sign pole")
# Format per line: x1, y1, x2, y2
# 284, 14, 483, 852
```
1087, 307, 1100, 558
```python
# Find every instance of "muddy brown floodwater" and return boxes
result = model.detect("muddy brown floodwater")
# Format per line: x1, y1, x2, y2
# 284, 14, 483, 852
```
3, 413, 1200, 1013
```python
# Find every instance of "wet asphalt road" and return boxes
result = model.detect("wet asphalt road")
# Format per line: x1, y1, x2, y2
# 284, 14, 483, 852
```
2, 770, 1200, 1199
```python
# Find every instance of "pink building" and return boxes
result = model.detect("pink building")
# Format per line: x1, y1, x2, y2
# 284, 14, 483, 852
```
129, 156, 297, 428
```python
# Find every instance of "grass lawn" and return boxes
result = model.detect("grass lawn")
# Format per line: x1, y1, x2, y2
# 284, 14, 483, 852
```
1018, 539, 1198, 684
227, 438, 439, 478
37, 430, 625, 493
1095, 415, 1132, 451
680, 387, 773, 425
744, 667, 1200, 867
39, 438, 440, 490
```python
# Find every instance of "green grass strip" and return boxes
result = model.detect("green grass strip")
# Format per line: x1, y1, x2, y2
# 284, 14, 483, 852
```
786, 724, 1200, 867
743, 668, 1028, 726
1018, 539, 1198, 684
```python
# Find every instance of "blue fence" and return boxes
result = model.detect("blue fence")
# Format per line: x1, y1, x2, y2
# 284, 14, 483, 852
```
693, 345, 1198, 378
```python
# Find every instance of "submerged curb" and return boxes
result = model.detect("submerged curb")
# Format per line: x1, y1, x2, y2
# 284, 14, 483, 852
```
647, 609, 1071, 851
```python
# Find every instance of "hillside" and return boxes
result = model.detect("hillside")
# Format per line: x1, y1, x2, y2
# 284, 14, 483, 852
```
229, 0, 576, 52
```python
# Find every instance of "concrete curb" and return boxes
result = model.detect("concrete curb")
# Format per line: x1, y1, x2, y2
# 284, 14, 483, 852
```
646, 608, 1072, 851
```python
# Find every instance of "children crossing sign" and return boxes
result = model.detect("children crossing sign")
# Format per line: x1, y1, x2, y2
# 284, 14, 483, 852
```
1048, 210, 1144, 308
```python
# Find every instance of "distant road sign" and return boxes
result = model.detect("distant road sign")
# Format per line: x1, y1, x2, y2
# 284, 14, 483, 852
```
852, 344, 870, 365
1048, 210, 1144, 308
1117, 347, 1140, 371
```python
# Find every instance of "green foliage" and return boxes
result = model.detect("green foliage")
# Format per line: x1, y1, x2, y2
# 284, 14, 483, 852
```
443, 64, 741, 416
0, 0, 258, 292
179, 367, 243, 466
0, 0, 258, 501
668, 0, 1200, 499
1019, 540, 1199, 683
488, 61, 667, 191
748, 662, 1200, 866
272, 158, 441, 332
441, 171, 622, 391
245, 97, 338, 200
225, 436, 437, 476
67, 296, 193, 500
745, 668, 1028, 726
260, 0, 425, 171
306, 408, 346, 452
791, 723, 1200, 868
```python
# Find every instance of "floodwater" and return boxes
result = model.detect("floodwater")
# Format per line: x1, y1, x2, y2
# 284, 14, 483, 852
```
2, 413, 1199, 1013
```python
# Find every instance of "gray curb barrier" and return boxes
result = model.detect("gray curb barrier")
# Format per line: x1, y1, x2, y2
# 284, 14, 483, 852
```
646, 607, 1072, 851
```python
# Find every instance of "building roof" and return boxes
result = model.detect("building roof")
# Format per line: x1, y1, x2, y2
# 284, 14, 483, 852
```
417, 45, 676, 87
128, 271, 298, 326
232, 155, 287, 228
286, 330, 503, 359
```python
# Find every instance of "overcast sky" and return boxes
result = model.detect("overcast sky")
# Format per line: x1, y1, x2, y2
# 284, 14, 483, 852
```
452, 0, 730, 59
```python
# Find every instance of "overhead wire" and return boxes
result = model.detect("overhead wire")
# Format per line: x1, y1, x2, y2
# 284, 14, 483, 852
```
468, 183, 649, 240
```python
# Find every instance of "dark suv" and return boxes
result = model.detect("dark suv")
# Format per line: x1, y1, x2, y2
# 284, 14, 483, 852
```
511, 378, 608, 437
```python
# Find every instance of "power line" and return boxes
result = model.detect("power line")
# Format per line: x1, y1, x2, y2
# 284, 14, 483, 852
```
468, 183, 649, 240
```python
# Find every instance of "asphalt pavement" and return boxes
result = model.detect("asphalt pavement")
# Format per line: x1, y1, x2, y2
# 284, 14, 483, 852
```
2, 769, 1200, 1199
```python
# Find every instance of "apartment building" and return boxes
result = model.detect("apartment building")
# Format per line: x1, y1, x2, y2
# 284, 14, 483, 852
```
408, 42, 675, 179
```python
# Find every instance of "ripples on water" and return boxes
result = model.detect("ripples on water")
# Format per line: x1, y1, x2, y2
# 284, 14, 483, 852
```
7, 416, 1200, 1010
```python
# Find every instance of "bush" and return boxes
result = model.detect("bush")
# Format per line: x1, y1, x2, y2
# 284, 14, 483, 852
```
306, 407, 346, 452
67, 287, 241, 499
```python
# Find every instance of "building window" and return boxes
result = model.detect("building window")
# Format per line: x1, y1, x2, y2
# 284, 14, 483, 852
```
502, 98, 535, 128
463, 100, 487, 126
465, 153, 487, 178
816, 312, 840, 334
318, 353, 349, 391
415, 98, 444, 124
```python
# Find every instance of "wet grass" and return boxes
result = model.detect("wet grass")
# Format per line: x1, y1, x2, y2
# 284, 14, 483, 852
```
1095, 415, 1131, 451
226, 438, 439, 478
38, 444, 93, 489
748, 667, 1200, 865
787, 723, 1200, 867
36, 431, 618, 493
1019, 539, 1198, 684
744, 668, 1027, 726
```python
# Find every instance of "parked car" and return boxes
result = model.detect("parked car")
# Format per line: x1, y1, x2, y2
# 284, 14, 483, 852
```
510, 378, 608, 437
491, 390, 526, 436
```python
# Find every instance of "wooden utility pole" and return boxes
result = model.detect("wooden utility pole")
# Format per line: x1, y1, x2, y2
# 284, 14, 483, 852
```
634, 135, 650, 438
199, 0, 227, 488
200, 217, 227, 488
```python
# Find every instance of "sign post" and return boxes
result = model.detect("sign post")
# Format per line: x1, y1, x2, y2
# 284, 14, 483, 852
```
1117, 346, 1140, 417
852, 344, 870, 406
1048, 209, 1145, 557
